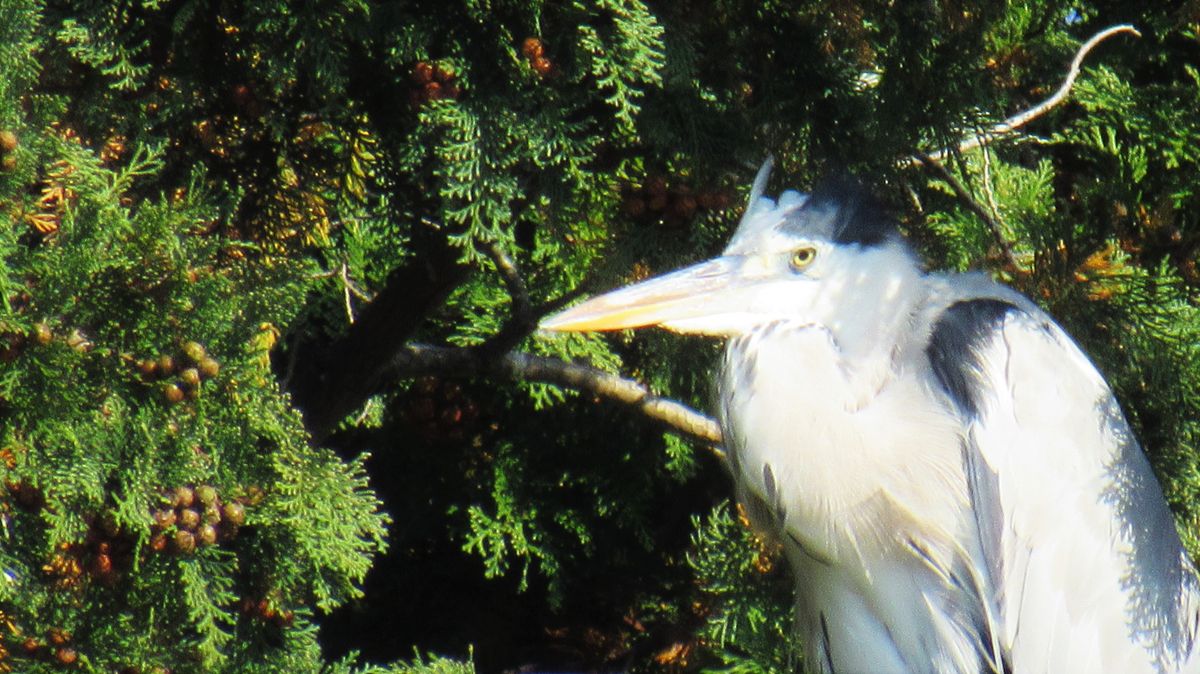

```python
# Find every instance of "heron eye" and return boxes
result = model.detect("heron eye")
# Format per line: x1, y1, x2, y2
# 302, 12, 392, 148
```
789, 246, 817, 271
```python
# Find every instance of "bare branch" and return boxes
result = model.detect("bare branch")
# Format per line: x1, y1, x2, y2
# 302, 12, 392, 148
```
477, 241, 540, 355
905, 24, 1140, 167
340, 262, 356, 324
975, 24, 1140, 143
344, 276, 374, 302
390, 343, 727, 463
483, 241, 532, 320
912, 151, 1021, 275
479, 270, 595, 357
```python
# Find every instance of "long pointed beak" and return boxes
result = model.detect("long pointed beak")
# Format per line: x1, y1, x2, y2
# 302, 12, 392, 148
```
540, 257, 756, 334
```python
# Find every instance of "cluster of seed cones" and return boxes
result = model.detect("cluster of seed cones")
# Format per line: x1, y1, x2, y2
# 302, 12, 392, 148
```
135, 340, 220, 404
149, 484, 245, 556
239, 594, 295, 629
40, 515, 135, 591
521, 37, 554, 76
621, 176, 733, 227
14, 627, 77, 667
408, 61, 461, 106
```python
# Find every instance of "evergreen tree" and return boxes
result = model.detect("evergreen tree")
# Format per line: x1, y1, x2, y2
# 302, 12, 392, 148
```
0, 1, 1197, 672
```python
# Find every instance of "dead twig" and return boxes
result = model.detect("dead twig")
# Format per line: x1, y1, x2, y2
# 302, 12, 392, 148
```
904, 24, 1140, 167
341, 262, 356, 324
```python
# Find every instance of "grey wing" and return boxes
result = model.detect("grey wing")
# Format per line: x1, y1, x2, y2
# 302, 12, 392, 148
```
929, 300, 1200, 674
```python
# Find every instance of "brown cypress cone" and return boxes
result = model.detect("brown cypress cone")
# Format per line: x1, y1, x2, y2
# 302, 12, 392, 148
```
198, 357, 220, 378
152, 509, 176, 529
172, 485, 195, 509
195, 485, 217, 507
521, 37, 544, 59
196, 524, 218, 546
173, 530, 196, 555
182, 341, 206, 362
178, 508, 201, 530
411, 62, 434, 84
222, 501, 245, 526
90, 553, 113, 577
180, 368, 201, 387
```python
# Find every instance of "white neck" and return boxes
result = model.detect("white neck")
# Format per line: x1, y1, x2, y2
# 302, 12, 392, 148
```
822, 245, 927, 397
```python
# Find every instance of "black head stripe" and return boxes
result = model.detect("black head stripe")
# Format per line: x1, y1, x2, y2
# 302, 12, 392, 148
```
782, 173, 900, 247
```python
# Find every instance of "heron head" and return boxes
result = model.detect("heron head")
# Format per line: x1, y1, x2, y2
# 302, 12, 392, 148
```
541, 159, 924, 340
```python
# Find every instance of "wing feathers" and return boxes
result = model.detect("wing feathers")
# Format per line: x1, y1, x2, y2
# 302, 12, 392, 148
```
929, 301, 1200, 673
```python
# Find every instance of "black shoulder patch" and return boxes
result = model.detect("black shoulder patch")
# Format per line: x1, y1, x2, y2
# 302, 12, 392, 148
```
927, 299, 1018, 417
784, 173, 900, 247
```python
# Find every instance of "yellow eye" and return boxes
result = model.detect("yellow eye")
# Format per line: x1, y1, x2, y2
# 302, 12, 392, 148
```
789, 246, 817, 271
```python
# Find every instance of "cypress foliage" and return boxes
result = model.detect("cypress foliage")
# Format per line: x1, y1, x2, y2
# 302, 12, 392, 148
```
0, 1, 1198, 672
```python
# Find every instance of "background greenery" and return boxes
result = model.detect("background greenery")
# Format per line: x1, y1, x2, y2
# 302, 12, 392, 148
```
0, 1, 1198, 672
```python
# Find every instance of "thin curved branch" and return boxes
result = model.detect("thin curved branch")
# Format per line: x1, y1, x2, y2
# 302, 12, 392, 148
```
974, 24, 1140, 143
340, 262, 357, 324
479, 277, 596, 357
483, 241, 532, 320
905, 24, 1140, 167
478, 241, 539, 356
390, 343, 727, 463
913, 151, 1021, 275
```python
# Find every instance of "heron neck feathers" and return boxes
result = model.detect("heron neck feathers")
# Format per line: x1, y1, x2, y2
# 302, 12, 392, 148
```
719, 267, 968, 566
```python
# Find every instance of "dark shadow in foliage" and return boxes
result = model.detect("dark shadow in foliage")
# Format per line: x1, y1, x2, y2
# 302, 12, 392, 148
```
318, 379, 728, 672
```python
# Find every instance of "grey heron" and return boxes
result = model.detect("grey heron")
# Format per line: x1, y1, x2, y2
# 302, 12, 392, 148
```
540, 159, 1200, 673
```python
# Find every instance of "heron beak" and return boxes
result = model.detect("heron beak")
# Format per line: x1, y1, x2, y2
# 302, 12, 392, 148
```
540, 257, 755, 334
